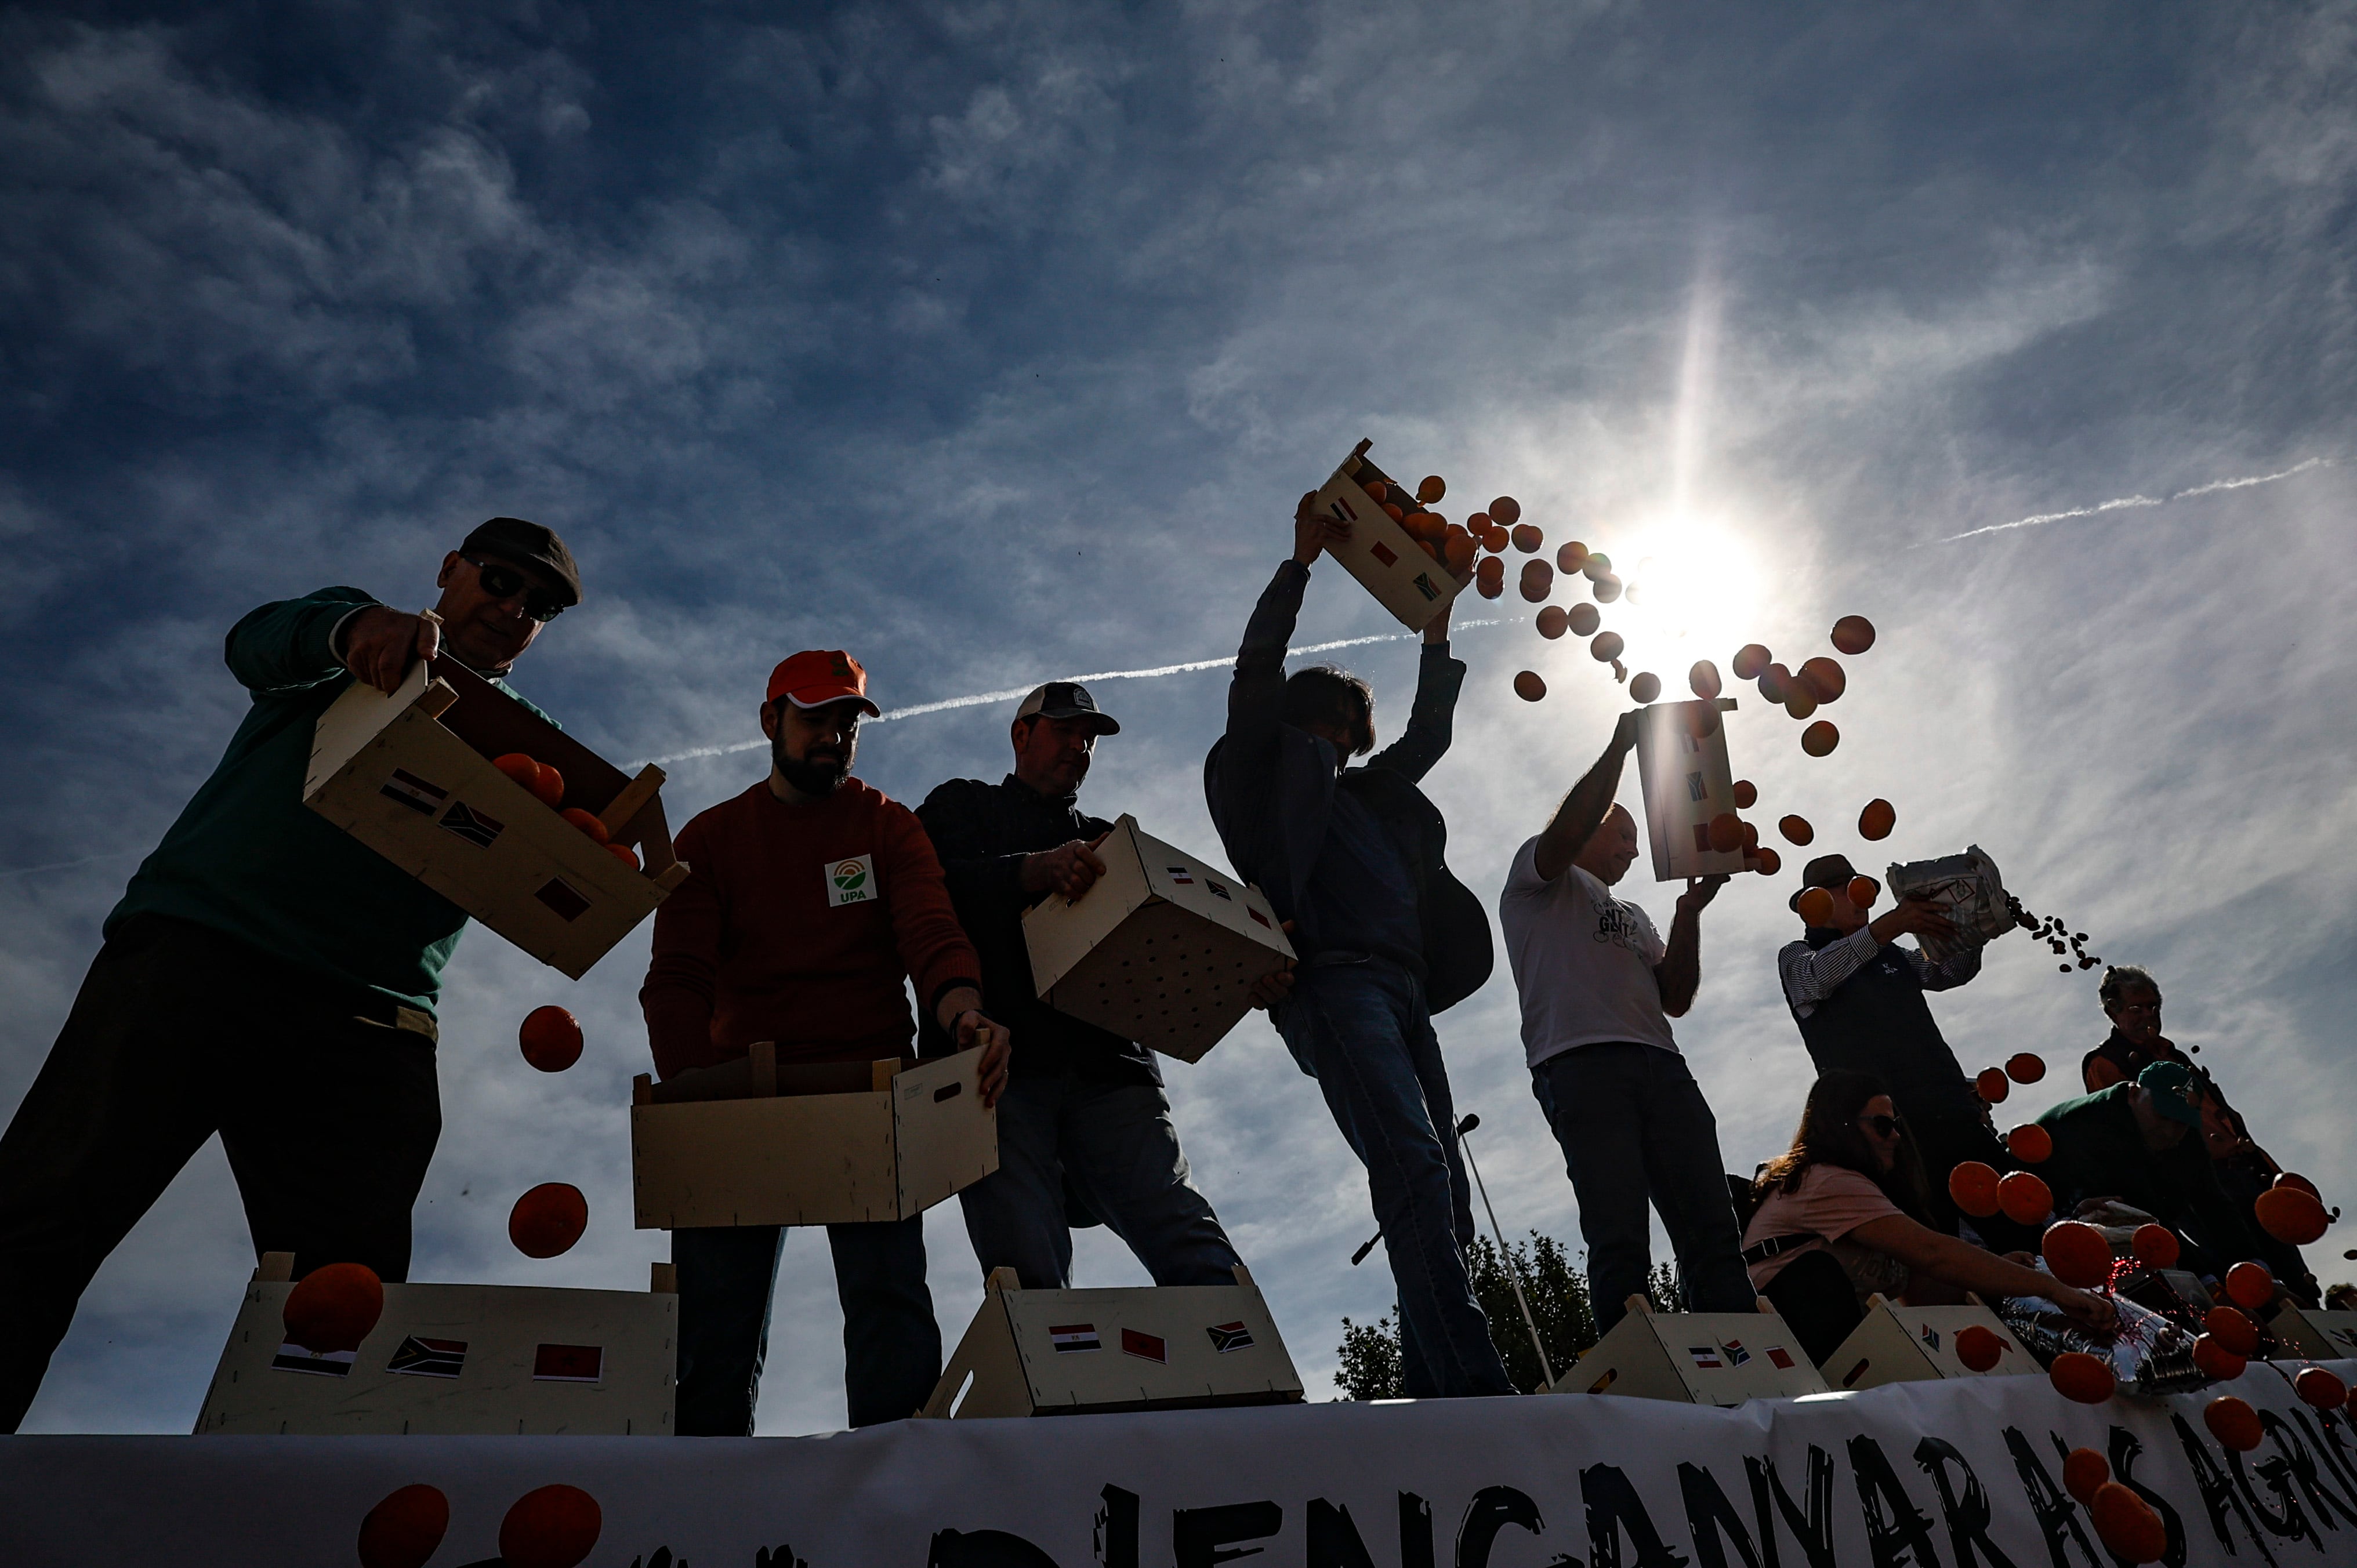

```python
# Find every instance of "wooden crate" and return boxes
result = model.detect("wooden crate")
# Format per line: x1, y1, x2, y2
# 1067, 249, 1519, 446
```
630, 1043, 997, 1229
919, 1265, 1302, 1419
1634, 698, 1747, 883
1822, 1295, 2037, 1391
194, 1254, 676, 1436
1550, 1297, 1827, 1406
1022, 815, 1294, 1064
1308, 439, 1474, 630
2265, 1305, 2357, 1361
304, 658, 688, 979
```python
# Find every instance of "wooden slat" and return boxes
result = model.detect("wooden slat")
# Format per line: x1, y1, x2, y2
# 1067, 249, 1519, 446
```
599, 764, 666, 841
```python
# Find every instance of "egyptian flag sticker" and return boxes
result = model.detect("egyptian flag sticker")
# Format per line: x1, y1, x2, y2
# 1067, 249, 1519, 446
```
1049, 1324, 1101, 1353
1686, 1345, 1723, 1370
380, 768, 449, 815
270, 1344, 357, 1377
1121, 1328, 1167, 1363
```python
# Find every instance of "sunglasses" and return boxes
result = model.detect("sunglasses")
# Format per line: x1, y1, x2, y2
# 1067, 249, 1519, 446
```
1858, 1115, 1902, 1138
463, 557, 568, 622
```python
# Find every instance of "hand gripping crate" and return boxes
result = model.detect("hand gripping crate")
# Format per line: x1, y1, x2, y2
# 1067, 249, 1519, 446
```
630, 1042, 997, 1229
919, 1265, 1303, 1419
1307, 438, 1474, 630
1022, 815, 1294, 1064
304, 657, 688, 978
1633, 698, 1747, 883
195, 1253, 677, 1436
1822, 1294, 2037, 1391
1551, 1296, 1827, 1406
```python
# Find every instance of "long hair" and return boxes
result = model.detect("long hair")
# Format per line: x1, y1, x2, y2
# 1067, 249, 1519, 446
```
1282, 665, 1375, 756
1754, 1070, 1932, 1222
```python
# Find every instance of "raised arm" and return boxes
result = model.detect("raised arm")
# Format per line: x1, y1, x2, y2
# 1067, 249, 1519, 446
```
1848, 1214, 2119, 1331
1654, 876, 1727, 1017
1531, 713, 1638, 883
222, 586, 380, 695
1364, 605, 1464, 783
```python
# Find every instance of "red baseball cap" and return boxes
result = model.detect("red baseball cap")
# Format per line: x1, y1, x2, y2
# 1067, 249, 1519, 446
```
766, 649, 880, 717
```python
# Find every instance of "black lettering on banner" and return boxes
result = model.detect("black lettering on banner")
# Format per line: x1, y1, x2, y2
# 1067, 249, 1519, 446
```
2169, 1413, 2280, 1565
1913, 1436, 2019, 1568
756, 1548, 810, 1568
2305, 1409, 2357, 1501
1400, 1492, 1437, 1568
2278, 1412, 2357, 1529
1844, 1436, 1942, 1568
1172, 1500, 1281, 1568
1678, 1461, 1764, 1568
1457, 1484, 1548, 1568
1306, 1500, 1377, 1568
926, 1527, 1061, 1566
1745, 1448, 1840, 1568
2003, 1429, 2102, 1568
2227, 1443, 2319, 1549
2100, 1427, 2186, 1568
1097, 1484, 1139, 1568
1582, 1467, 1688, 1568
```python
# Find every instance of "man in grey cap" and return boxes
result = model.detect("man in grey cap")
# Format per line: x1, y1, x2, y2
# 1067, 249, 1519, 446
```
918, 683, 1285, 1288
0, 518, 581, 1431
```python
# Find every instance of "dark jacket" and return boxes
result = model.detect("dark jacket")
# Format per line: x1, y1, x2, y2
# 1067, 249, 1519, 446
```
1202, 560, 1492, 1012
915, 774, 1159, 1086
2033, 1086, 2265, 1276
1790, 927, 1982, 1125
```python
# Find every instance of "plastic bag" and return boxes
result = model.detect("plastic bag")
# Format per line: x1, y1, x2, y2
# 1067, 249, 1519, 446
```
1997, 1281, 2209, 1396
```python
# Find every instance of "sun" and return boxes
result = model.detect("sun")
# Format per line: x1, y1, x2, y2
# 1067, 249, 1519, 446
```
1597, 513, 1765, 677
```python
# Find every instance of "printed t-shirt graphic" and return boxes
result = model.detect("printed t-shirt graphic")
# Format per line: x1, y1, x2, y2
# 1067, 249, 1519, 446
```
1497, 837, 1677, 1066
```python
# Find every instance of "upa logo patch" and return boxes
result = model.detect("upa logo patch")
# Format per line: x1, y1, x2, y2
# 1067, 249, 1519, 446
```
826, 854, 877, 907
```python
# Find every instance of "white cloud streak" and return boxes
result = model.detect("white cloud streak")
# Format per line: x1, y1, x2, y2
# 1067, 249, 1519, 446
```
1934, 458, 2331, 544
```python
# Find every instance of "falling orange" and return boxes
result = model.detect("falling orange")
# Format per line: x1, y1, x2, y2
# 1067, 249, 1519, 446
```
1783, 687, 1818, 720
1797, 887, 1837, 927
2224, 1262, 2276, 1310
2062, 1449, 2109, 1505
1519, 560, 1554, 602
1832, 615, 1877, 655
1489, 496, 1522, 525
2204, 1305, 2259, 1355
1629, 672, 1661, 703
1779, 815, 1814, 846
1511, 524, 1543, 553
1800, 720, 1839, 757
2041, 1221, 2115, 1288
1975, 1068, 2010, 1103
1732, 644, 1771, 680
1689, 661, 1721, 700
1706, 813, 1745, 852
518, 1006, 584, 1072
1798, 656, 1845, 702
1955, 1324, 2004, 1372
1568, 603, 1601, 636
2296, 1366, 2348, 1410
1513, 671, 1547, 702
1557, 541, 1590, 573
2192, 1334, 2246, 1382
1858, 798, 1896, 840
1845, 874, 1877, 910
1417, 475, 1446, 504
2130, 1223, 2178, 1268
1536, 606, 1569, 639
284, 1262, 385, 1355
358, 1484, 451, 1568
1731, 779, 1757, 809
1590, 631, 1624, 662
2006, 1123, 2053, 1163
1947, 1160, 2001, 1217
1996, 1169, 2053, 1225
510, 1183, 589, 1259
2047, 1351, 2115, 1404
2005, 1052, 2045, 1083
2255, 1186, 2329, 1244
2204, 1395, 2263, 1452
1750, 847, 1782, 876
1591, 574, 1623, 604
2090, 1483, 2164, 1563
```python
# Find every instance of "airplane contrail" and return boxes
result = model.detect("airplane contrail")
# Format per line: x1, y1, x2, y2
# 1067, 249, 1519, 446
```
633, 620, 1503, 767
1933, 458, 2329, 545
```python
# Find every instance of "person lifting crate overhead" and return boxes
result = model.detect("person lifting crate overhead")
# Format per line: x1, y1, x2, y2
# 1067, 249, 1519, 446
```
0, 519, 598, 1435
636, 649, 1011, 1436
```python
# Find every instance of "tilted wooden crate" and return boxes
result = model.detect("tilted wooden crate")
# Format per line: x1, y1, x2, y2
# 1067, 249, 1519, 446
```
1552, 1297, 1827, 1406
1308, 438, 1473, 630
1822, 1294, 2037, 1391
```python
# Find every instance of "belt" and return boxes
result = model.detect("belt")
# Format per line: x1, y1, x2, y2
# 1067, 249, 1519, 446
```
1741, 1232, 1824, 1266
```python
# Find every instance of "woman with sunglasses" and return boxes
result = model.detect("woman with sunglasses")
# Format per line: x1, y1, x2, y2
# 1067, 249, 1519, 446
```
1742, 1070, 2117, 1366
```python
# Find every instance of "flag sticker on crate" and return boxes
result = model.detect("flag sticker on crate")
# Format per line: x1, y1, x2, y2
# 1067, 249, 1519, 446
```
532, 1344, 604, 1384
1121, 1328, 1168, 1363
1687, 1345, 1723, 1370
270, 1344, 357, 1378
380, 768, 449, 816
1205, 880, 1232, 902
534, 877, 592, 922
1766, 1346, 1796, 1370
1167, 866, 1193, 884
1918, 1324, 1942, 1352
386, 1337, 468, 1378
1720, 1340, 1752, 1367
437, 800, 504, 848
1049, 1324, 1101, 1353
1206, 1322, 1255, 1353
1370, 541, 1399, 568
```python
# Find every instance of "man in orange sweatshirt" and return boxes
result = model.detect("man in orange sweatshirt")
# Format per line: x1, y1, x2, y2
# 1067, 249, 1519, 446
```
641, 649, 1010, 1433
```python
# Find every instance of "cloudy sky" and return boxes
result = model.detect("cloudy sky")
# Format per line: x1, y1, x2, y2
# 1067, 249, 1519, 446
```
5, 2, 2354, 1434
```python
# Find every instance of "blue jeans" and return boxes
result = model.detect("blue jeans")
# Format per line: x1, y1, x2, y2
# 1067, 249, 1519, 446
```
958, 1077, 1240, 1290
672, 1217, 939, 1435
1276, 957, 1513, 1398
1531, 1043, 1757, 1335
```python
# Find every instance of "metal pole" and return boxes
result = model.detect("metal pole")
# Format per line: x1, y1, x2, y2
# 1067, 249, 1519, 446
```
1457, 1113, 1557, 1390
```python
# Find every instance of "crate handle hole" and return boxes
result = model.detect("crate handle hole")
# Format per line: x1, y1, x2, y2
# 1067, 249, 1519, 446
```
934, 1082, 963, 1103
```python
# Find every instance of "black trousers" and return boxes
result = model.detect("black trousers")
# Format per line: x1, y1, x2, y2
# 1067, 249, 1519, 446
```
0, 915, 441, 1431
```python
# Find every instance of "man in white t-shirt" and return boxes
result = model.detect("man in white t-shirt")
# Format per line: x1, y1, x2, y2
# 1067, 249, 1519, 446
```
1498, 712, 1756, 1334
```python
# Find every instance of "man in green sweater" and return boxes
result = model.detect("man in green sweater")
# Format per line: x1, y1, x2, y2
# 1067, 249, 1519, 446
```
0, 518, 581, 1432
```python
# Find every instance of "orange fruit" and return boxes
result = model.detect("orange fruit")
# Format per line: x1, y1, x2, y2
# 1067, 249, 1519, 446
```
1797, 887, 1837, 927
2191, 1333, 2247, 1382
283, 1261, 385, 1355
2061, 1448, 2109, 1505
1798, 656, 1845, 702
2049, 1351, 2116, 1404
1467, 510, 1493, 531
1383, 502, 1405, 521
1362, 479, 1387, 501
518, 1005, 584, 1073
1591, 573, 1623, 604
1845, 874, 1877, 910
1401, 511, 1439, 542
2296, 1366, 2348, 1409
1858, 798, 1896, 840
1486, 525, 1512, 552
1443, 531, 1477, 574
1520, 560, 1555, 602
2225, 1262, 2276, 1311
1731, 779, 1757, 809
607, 843, 641, 870
2130, 1223, 2178, 1268
1476, 571, 1504, 600
2204, 1395, 2263, 1451
1567, 603, 1601, 636
1997, 1169, 2053, 1225
2007, 1123, 2053, 1163
509, 1182, 589, 1259
358, 1484, 451, 1568
1536, 606, 1569, 639
2205, 1305, 2260, 1356
1779, 815, 1814, 846
1750, 847, 1782, 876
1629, 672, 1662, 703
500, 1484, 603, 1568
1784, 688, 1819, 721
1832, 615, 1877, 655
1757, 662, 1790, 702
1800, 720, 1839, 757
2005, 1052, 2046, 1084
560, 807, 610, 844
1489, 495, 1521, 526
2255, 1186, 2329, 1245
1513, 671, 1547, 702
1741, 820, 1760, 850
1477, 554, 1506, 583
1707, 813, 1745, 853
1511, 523, 1543, 553
1948, 1160, 2001, 1217
1417, 474, 1446, 504
2090, 1482, 2165, 1563
1955, 1324, 2004, 1372
2276, 1171, 2321, 1198
1731, 643, 1771, 680
1591, 631, 1625, 662
494, 752, 541, 792
1975, 1068, 2010, 1103
2042, 1221, 2116, 1288
1689, 660, 1722, 700
1557, 541, 1590, 573
531, 761, 565, 807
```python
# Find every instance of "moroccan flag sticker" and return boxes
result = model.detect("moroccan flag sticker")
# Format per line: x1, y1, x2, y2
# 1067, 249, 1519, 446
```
1121, 1328, 1167, 1363
532, 1344, 604, 1384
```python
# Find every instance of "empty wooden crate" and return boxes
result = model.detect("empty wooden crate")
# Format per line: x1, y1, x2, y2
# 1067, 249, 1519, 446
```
1822, 1295, 2036, 1391
1552, 1297, 1827, 1406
